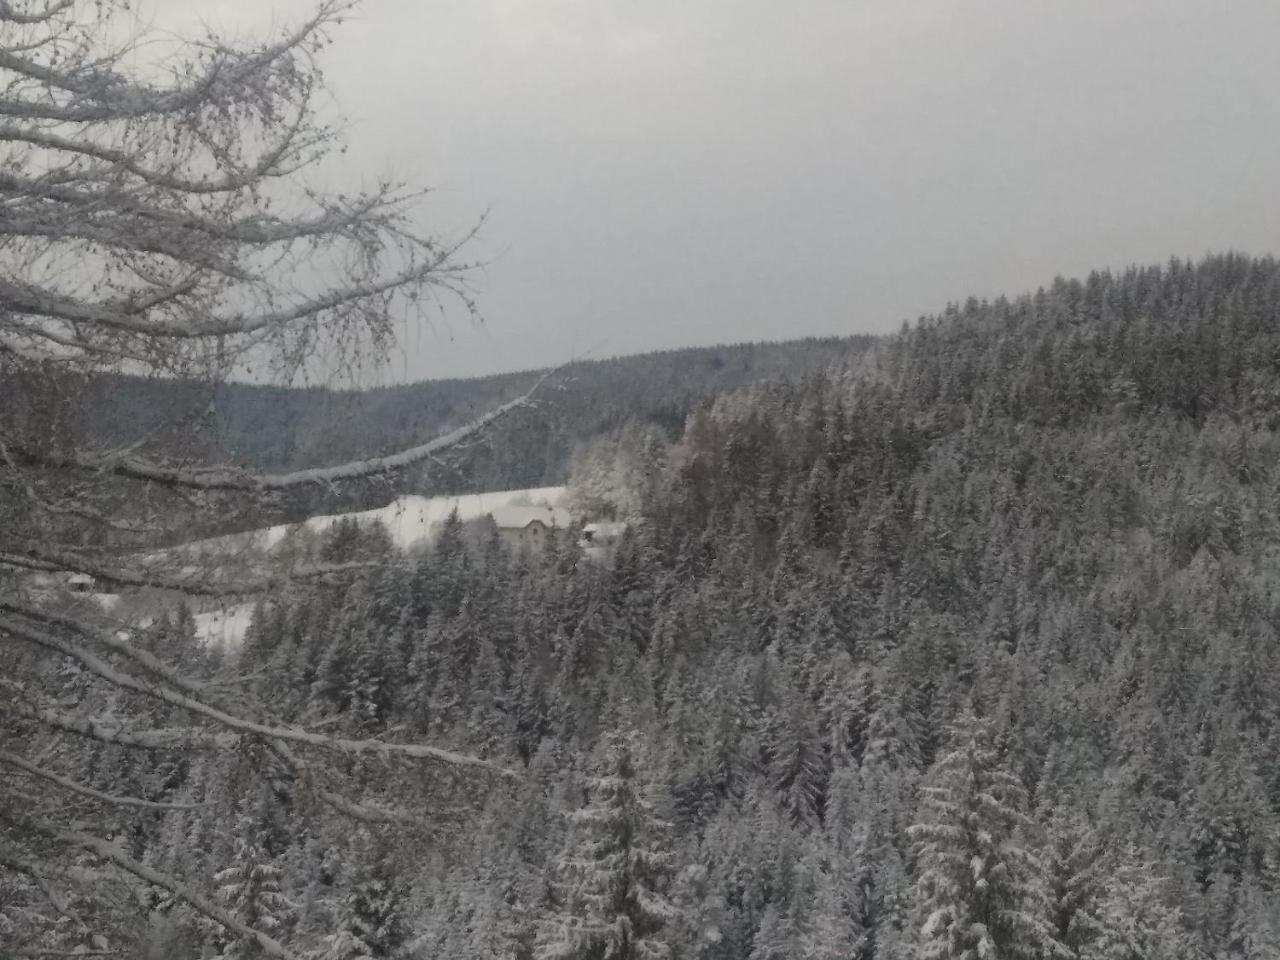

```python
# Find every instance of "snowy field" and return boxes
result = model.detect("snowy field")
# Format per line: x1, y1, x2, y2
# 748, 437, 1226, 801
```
183, 485, 569, 556
192, 604, 258, 649
183, 486, 569, 647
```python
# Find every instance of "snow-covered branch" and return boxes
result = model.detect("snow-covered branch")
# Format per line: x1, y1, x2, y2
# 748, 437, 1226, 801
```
3, 701, 238, 751
0, 749, 209, 810
59, 828, 301, 960
0, 2, 75, 26
0, 548, 374, 596
0, 3, 524, 950
0, 597, 214, 697
37, 372, 546, 490
1, 615, 513, 775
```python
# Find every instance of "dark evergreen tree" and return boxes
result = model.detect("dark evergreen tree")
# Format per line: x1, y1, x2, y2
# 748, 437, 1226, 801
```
907, 715, 1053, 960
536, 732, 680, 960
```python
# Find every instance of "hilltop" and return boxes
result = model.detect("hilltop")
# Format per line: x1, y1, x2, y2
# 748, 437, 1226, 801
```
73, 335, 877, 497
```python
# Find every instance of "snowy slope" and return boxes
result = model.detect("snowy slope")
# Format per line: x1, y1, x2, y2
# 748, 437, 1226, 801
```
193, 603, 257, 650
183, 485, 570, 647
185, 485, 569, 556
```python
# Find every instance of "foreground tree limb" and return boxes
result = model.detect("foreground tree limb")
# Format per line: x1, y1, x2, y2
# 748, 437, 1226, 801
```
0, 597, 221, 697
0, 0, 523, 951
2, 701, 238, 752
0, 750, 209, 811
1, 615, 512, 774
1, 548, 375, 596
22, 370, 547, 491
14, 820, 302, 960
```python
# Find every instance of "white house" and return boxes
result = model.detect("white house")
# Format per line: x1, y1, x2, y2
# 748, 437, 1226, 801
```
489, 504, 572, 551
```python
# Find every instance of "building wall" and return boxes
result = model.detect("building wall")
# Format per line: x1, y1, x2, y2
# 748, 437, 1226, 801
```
498, 520, 549, 552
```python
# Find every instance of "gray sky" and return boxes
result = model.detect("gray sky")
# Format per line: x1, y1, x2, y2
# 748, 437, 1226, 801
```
167, 1, 1280, 380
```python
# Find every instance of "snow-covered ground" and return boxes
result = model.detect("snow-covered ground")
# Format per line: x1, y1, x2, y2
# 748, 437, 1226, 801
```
183, 485, 569, 556
183, 486, 570, 647
193, 603, 257, 650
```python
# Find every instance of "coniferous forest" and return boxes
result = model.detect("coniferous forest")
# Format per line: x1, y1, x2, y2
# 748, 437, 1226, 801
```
64, 335, 876, 520
11, 255, 1280, 958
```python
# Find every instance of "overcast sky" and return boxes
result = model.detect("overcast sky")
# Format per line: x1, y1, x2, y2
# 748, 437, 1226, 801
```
166, 1, 1280, 381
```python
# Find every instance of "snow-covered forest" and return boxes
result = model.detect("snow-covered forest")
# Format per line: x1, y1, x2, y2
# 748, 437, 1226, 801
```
13, 255, 1280, 956
3, 1, 1280, 957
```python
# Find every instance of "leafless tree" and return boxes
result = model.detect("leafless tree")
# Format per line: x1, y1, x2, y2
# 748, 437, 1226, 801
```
0, 2, 532, 955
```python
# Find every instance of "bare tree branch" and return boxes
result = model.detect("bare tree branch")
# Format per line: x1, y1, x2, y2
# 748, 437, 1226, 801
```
1, 549, 373, 596
56, 828, 300, 960
0, 2, 522, 949
36, 371, 546, 490
0, 122, 311, 194
0, 749, 209, 810
0, 596, 217, 697
3, 701, 237, 751
1, 615, 513, 775
0, 2, 75, 25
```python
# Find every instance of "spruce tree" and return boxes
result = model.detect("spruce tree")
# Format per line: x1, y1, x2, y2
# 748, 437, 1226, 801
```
907, 714, 1053, 960
316, 831, 408, 960
210, 798, 294, 959
536, 732, 680, 960
1080, 849, 1194, 960
1040, 814, 1108, 959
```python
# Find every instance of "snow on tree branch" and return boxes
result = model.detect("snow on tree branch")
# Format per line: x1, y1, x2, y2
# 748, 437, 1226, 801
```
28, 370, 547, 491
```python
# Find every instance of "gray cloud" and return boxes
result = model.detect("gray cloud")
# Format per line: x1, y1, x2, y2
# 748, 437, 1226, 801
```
164, 0, 1280, 379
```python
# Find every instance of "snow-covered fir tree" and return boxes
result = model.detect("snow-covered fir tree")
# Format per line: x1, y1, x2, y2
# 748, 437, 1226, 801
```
210, 794, 295, 959
313, 830, 409, 960
537, 730, 681, 960
1078, 849, 1195, 960
907, 714, 1054, 960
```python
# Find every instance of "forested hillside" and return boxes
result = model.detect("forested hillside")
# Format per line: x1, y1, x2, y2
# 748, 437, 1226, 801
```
76, 336, 875, 496
14, 255, 1280, 958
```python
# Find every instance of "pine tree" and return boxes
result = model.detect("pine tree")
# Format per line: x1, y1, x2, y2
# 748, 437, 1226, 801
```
767, 691, 827, 828
210, 798, 294, 959
1040, 813, 1108, 959
749, 902, 801, 960
907, 714, 1053, 960
315, 831, 408, 960
1079, 849, 1194, 960
536, 731, 680, 960
798, 846, 866, 960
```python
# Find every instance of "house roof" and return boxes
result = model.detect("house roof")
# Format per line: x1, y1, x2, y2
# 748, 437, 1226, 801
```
582, 521, 628, 537
489, 504, 571, 531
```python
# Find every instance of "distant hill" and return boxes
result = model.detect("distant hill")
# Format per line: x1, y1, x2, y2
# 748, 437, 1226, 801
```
77, 334, 877, 496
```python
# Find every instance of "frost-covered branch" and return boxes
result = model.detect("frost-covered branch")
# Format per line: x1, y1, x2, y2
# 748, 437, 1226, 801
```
0, 749, 208, 810
1, 615, 512, 774
0, 2, 519, 951
2, 701, 238, 751
33, 372, 546, 490
0, 548, 373, 596
45, 825, 301, 960
0, 597, 214, 697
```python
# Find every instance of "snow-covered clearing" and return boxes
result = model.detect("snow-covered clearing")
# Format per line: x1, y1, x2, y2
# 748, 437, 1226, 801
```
183, 486, 570, 647
193, 604, 257, 650
183, 485, 569, 556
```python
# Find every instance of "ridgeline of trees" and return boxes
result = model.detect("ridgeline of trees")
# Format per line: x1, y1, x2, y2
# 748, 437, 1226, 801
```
73, 337, 877, 497
16, 254, 1280, 957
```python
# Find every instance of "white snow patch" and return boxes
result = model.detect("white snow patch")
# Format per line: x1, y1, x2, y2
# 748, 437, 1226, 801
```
154, 487, 572, 648
181, 485, 570, 557
193, 603, 256, 649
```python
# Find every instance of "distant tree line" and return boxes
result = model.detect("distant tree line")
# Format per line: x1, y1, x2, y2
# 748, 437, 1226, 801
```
65, 337, 876, 509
